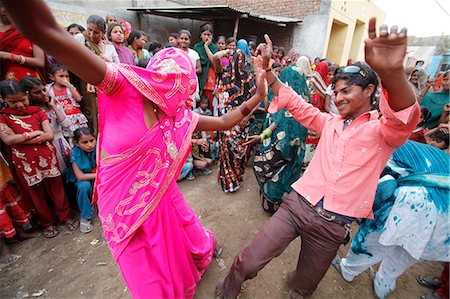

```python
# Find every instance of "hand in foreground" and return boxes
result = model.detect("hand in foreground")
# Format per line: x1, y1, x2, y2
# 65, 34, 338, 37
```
254, 69, 268, 100
86, 83, 96, 93
0, 125, 14, 135
364, 17, 407, 75
256, 34, 273, 70
242, 135, 261, 146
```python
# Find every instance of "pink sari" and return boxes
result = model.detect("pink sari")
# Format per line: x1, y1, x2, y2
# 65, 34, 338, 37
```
95, 48, 214, 298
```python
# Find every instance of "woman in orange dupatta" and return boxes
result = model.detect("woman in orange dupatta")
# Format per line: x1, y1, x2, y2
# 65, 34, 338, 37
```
2, 1, 268, 298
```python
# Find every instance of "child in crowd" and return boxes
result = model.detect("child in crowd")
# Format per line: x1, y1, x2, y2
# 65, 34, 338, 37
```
216, 36, 226, 51
277, 47, 286, 66
119, 20, 131, 40
425, 125, 450, 154
47, 63, 89, 141
194, 96, 213, 116
105, 14, 117, 26
0, 80, 78, 238
66, 127, 97, 233
107, 23, 135, 65
192, 136, 213, 175
127, 30, 151, 66
226, 37, 237, 53
410, 106, 430, 143
178, 29, 201, 105
0, 154, 39, 242
20, 76, 72, 172
178, 154, 195, 181
167, 32, 179, 47
193, 97, 215, 170
325, 66, 340, 114
66, 23, 85, 36
272, 62, 283, 76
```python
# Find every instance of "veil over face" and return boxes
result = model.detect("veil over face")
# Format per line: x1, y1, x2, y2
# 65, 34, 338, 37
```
143, 47, 197, 116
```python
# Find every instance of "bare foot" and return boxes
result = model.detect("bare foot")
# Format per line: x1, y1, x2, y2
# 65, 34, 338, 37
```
17, 231, 41, 239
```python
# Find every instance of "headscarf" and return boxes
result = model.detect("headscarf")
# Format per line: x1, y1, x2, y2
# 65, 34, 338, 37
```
119, 20, 132, 40
128, 47, 197, 116
236, 39, 251, 57
82, 31, 102, 56
315, 61, 330, 86
287, 48, 299, 65
408, 68, 426, 95
294, 56, 314, 77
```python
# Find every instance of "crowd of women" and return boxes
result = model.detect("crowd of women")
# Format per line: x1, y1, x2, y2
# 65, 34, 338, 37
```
0, 2, 449, 299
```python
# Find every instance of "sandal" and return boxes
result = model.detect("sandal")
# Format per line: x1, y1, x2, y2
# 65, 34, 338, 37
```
65, 219, 80, 231
80, 220, 93, 234
417, 275, 442, 290
260, 191, 278, 214
331, 255, 352, 283
43, 226, 58, 238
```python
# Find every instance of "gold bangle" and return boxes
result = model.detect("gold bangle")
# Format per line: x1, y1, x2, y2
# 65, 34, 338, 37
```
19, 55, 26, 65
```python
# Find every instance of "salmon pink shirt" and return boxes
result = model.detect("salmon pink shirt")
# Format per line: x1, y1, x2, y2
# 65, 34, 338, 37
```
269, 86, 420, 219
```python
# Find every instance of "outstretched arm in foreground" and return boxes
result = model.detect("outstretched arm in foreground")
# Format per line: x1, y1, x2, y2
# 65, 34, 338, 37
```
196, 71, 267, 132
1, 0, 106, 85
364, 17, 416, 112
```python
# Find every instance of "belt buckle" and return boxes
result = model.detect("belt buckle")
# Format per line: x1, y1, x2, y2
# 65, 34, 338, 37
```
317, 207, 335, 222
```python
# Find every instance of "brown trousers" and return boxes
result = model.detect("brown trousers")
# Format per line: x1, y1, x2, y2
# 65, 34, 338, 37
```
217, 191, 347, 298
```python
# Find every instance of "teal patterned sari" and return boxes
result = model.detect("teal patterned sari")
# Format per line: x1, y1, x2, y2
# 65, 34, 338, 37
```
253, 66, 310, 205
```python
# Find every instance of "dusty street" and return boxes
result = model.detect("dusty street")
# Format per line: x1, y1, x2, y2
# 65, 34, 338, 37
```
0, 167, 443, 299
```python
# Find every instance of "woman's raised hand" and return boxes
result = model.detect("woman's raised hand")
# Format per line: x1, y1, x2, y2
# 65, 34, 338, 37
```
242, 135, 261, 147
256, 34, 273, 70
364, 17, 407, 75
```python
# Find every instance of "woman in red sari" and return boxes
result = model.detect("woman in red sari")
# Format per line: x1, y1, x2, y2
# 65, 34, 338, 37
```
0, 5, 46, 81
1, 1, 268, 298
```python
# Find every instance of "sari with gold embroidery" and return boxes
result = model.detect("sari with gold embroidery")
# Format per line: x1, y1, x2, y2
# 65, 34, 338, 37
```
95, 48, 214, 298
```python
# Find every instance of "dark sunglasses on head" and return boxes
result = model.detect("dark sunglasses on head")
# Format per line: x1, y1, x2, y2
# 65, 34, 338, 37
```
342, 65, 367, 78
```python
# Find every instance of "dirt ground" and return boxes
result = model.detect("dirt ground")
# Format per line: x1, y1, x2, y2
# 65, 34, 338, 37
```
0, 166, 443, 299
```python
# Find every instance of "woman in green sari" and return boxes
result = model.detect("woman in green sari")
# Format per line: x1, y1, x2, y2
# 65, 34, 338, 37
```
248, 65, 310, 212
420, 71, 449, 129
193, 23, 218, 110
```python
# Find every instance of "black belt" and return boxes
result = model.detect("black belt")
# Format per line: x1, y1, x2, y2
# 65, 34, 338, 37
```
298, 193, 351, 227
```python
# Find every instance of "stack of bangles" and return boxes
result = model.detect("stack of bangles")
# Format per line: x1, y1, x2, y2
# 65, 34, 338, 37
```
260, 128, 272, 141
11, 53, 26, 65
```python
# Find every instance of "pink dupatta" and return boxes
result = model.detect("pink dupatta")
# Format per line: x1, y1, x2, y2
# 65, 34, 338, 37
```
95, 48, 200, 255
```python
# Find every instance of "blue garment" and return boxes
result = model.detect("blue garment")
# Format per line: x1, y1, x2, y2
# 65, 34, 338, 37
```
351, 141, 450, 261
66, 145, 97, 183
179, 154, 194, 180
236, 39, 251, 57
66, 145, 97, 219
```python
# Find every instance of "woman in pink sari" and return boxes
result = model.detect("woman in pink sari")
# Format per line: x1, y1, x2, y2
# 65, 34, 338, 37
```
1, 1, 268, 298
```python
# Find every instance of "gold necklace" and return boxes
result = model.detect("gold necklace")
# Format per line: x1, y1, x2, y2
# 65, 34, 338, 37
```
152, 103, 178, 159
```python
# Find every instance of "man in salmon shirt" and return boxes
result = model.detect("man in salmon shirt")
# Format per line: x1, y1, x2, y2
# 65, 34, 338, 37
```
216, 18, 420, 299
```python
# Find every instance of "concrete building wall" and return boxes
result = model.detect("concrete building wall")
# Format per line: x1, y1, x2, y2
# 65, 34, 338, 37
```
323, 0, 385, 65
291, 0, 331, 59
46, 0, 204, 46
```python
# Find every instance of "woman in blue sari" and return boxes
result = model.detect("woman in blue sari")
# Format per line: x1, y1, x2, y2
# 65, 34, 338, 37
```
250, 65, 310, 212
333, 141, 450, 299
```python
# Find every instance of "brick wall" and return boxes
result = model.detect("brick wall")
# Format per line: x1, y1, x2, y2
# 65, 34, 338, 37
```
200, 0, 321, 19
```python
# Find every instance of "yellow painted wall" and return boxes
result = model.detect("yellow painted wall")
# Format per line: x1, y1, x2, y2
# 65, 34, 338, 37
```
323, 0, 385, 66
